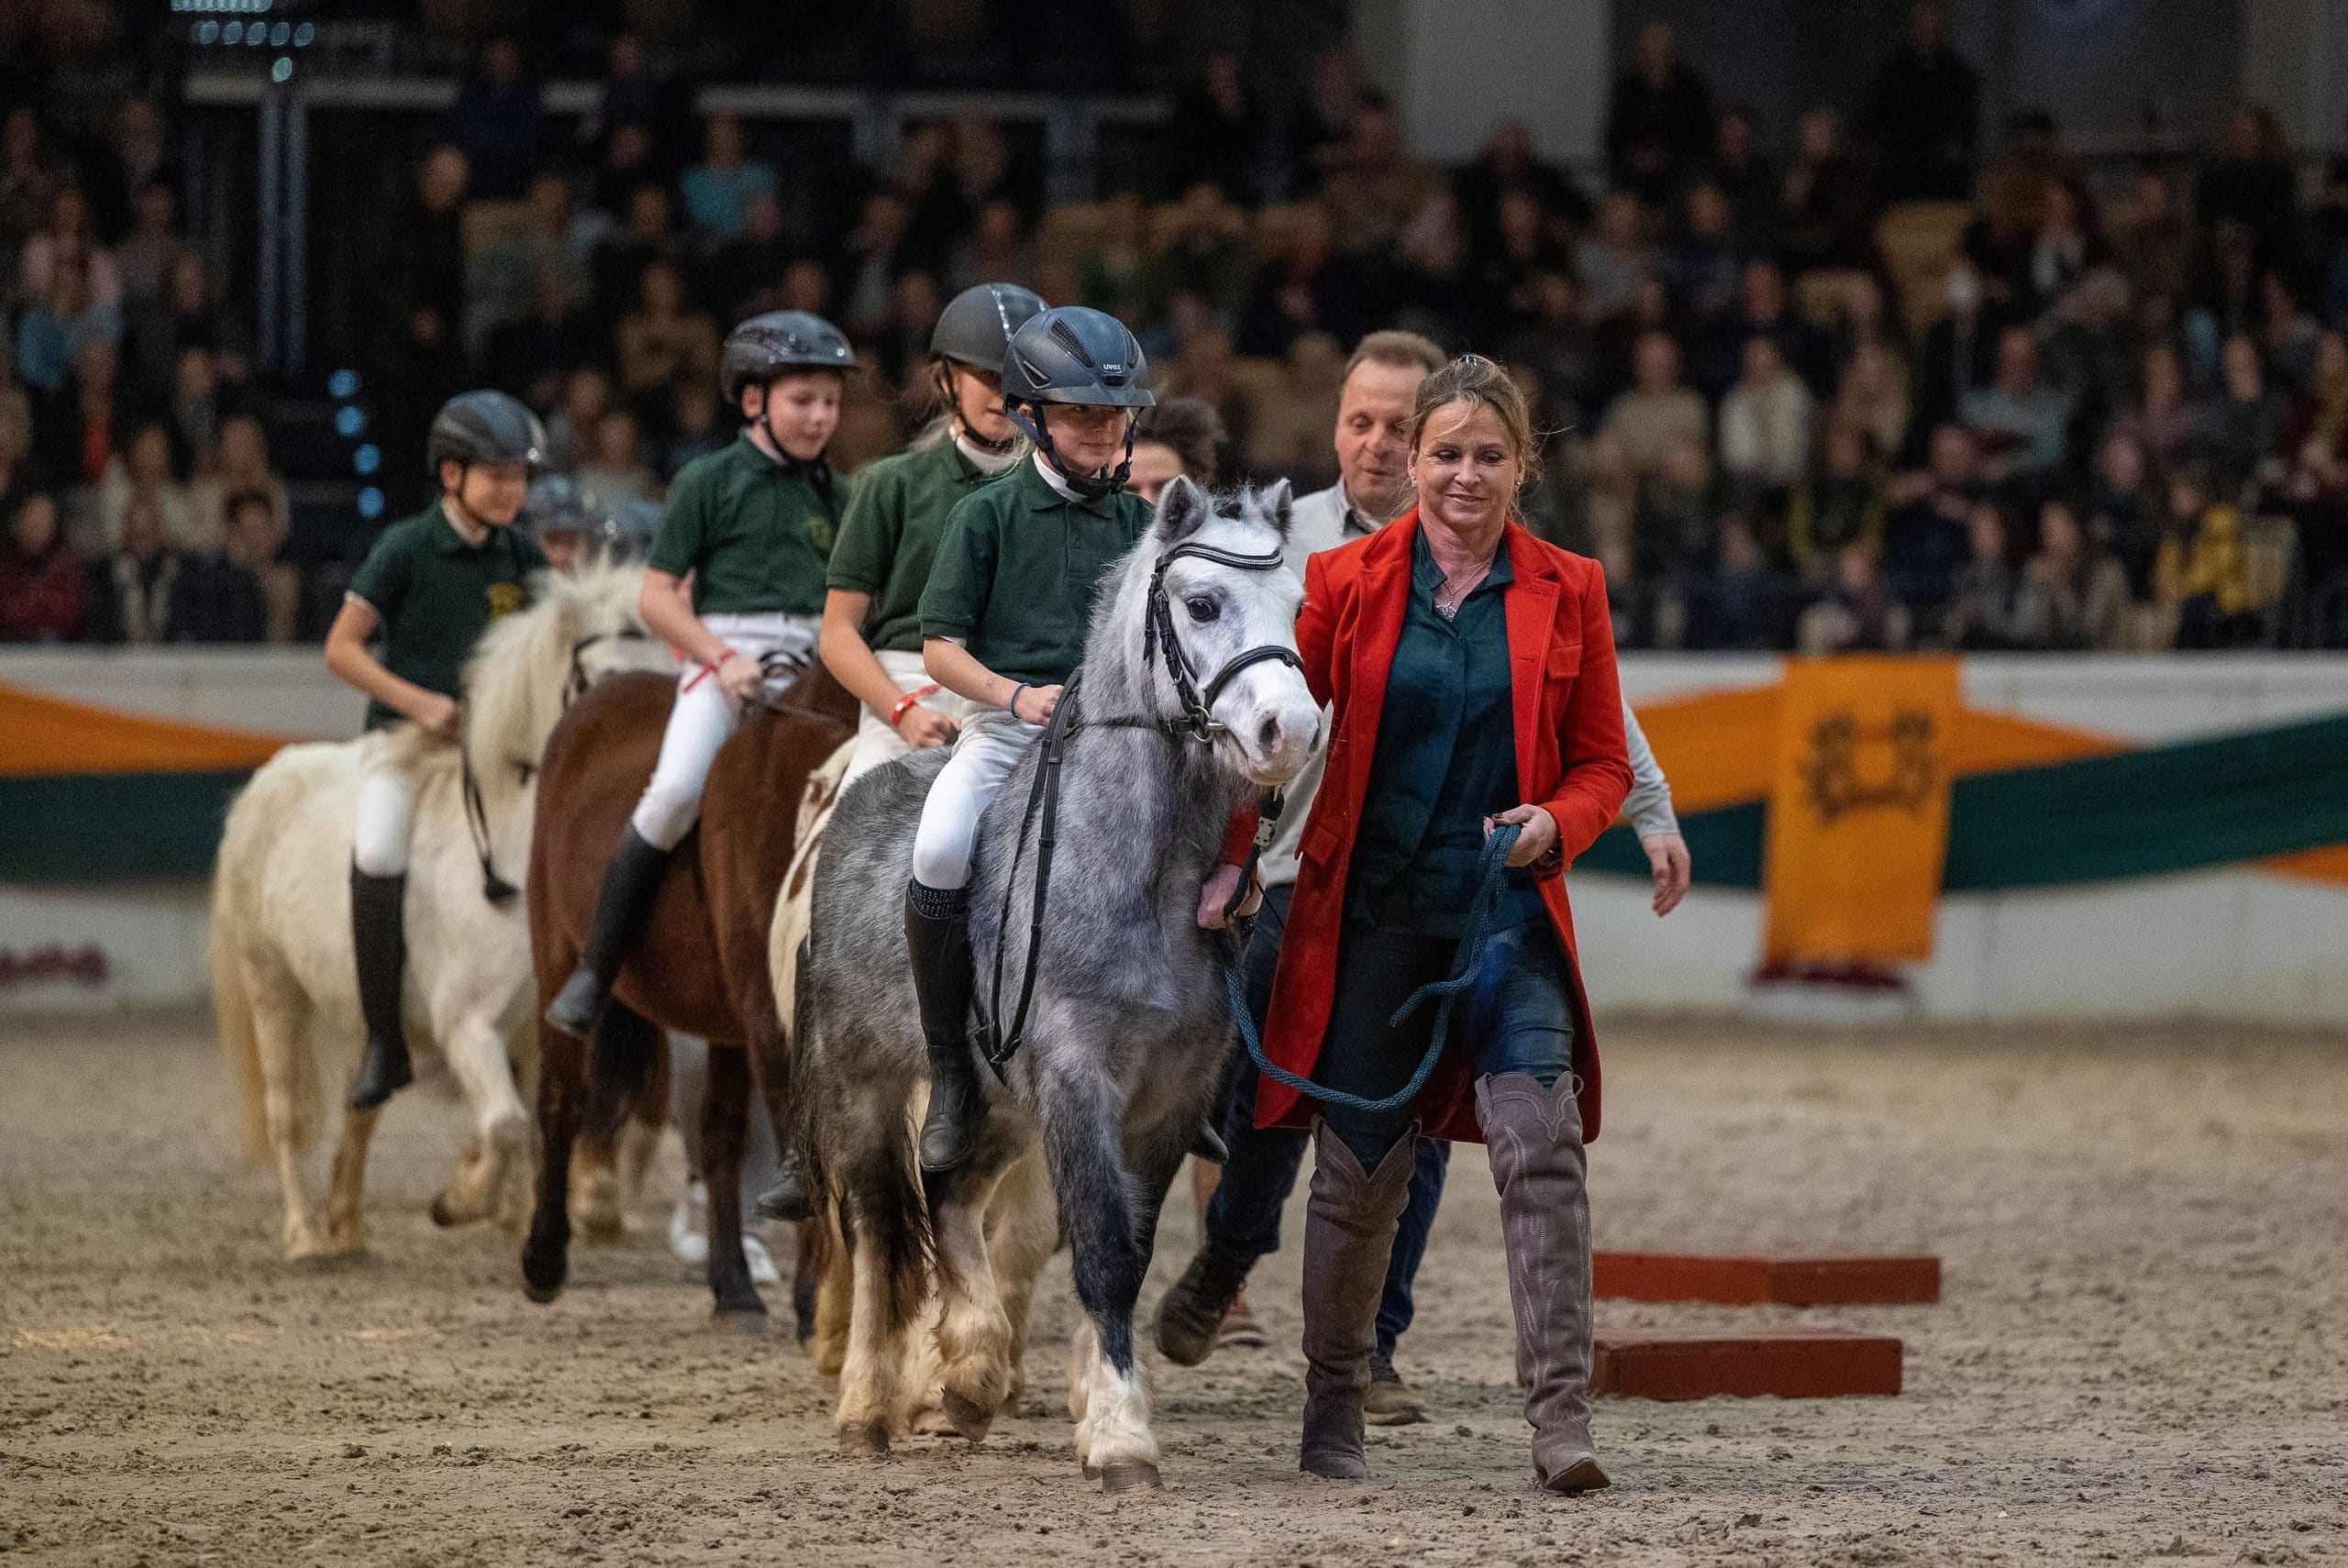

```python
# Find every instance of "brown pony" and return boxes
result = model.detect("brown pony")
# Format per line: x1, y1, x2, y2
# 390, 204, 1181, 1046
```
521, 659, 856, 1327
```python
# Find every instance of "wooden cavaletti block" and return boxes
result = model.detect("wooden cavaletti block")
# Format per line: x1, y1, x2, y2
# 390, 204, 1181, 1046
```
1595, 1252, 1943, 1307
1593, 1329, 1905, 1400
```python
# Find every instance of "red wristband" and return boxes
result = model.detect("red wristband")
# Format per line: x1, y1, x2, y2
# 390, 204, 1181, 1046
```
890, 683, 942, 728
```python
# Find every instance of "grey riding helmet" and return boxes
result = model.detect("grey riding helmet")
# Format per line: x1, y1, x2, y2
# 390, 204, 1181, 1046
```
526, 475, 663, 563
931, 282, 1046, 373
426, 390, 547, 477
523, 473, 593, 542
1001, 305, 1156, 409
722, 310, 858, 401
1001, 306, 1154, 496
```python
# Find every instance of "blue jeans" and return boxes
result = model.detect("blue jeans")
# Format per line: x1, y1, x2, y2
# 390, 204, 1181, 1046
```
1315, 915, 1577, 1168
1203, 883, 1453, 1359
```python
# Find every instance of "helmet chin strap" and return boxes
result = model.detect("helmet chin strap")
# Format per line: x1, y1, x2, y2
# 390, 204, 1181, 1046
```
938, 363, 1019, 456
1003, 401, 1133, 502
750, 390, 831, 476
442, 468, 493, 536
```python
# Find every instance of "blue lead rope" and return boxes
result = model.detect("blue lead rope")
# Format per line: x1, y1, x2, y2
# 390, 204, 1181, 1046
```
1223, 822, 1522, 1115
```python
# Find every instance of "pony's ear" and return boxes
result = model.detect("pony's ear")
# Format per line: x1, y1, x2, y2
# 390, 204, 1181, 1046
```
1257, 477, 1293, 541
1154, 473, 1208, 542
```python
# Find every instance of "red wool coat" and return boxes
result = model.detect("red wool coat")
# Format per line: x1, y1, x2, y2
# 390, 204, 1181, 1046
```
1254, 511, 1632, 1144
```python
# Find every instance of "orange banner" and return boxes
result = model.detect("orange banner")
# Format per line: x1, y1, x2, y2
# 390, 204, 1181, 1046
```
0, 681, 289, 778
1761, 657, 1963, 965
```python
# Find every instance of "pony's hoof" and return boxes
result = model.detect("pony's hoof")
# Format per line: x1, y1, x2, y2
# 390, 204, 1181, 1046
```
838, 1422, 890, 1457
910, 1404, 958, 1437
941, 1388, 994, 1443
1099, 1460, 1162, 1494
711, 1305, 769, 1338
520, 1248, 566, 1303
429, 1195, 458, 1228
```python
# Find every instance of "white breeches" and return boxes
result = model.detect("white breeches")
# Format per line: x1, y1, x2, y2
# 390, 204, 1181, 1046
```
843, 648, 958, 785
630, 612, 820, 851
909, 701, 1041, 889
353, 729, 420, 877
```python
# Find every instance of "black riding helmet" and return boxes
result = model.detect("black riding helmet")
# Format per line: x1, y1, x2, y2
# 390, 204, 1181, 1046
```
1001, 305, 1155, 499
932, 282, 1046, 374
722, 310, 858, 403
426, 390, 546, 479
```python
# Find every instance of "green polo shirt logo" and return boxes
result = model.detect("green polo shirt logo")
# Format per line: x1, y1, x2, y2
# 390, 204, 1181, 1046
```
646, 433, 839, 615
348, 504, 548, 730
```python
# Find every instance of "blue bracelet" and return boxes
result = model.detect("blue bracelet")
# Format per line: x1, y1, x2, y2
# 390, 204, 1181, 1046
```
1008, 682, 1030, 722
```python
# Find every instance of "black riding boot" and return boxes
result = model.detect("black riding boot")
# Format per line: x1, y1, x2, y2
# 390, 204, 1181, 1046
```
905, 880, 981, 1179
545, 826, 671, 1035
347, 867, 412, 1110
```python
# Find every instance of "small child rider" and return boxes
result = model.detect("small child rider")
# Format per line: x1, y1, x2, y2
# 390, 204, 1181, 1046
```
907, 304, 1192, 1178
820, 281, 1045, 783
544, 311, 856, 1034
324, 391, 548, 1110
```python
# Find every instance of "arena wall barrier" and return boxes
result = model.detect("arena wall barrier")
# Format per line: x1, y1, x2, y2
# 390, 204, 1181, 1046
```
2, 650, 2344, 1021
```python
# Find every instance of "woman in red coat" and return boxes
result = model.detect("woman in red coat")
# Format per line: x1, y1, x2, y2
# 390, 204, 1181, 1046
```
1259, 357, 1631, 1492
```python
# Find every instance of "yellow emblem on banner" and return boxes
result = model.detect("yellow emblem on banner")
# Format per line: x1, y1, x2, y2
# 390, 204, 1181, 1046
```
1762, 656, 1961, 966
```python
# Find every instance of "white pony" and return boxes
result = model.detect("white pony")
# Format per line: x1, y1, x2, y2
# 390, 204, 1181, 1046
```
214, 563, 671, 1264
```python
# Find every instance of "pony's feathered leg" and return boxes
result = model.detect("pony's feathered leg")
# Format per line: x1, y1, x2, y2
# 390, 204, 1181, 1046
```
323, 1105, 381, 1256
431, 1011, 532, 1227
521, 1010, 586, 1303
1037, 1055, 1163, 1492
247, 963, 329, 1264
700, 1043, 766, 1325
984, 1145, 1060, 1408
833, 1129, 926, 1452
930, 1159, 1014, 1440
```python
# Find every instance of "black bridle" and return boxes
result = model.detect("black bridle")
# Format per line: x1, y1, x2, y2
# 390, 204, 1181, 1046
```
1140, 540, 1309, 744
980, 537, 1301, 1073
460, 624, 655, 908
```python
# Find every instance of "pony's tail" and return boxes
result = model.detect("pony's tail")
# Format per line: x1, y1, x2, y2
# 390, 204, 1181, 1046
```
794, 982, 933, 1336
582, 1000, 660, 1143
785, 935, 832, 1216
209, 827, 271, 1164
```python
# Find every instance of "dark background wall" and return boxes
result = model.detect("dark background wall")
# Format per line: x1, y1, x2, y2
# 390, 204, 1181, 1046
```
1609, 0, 2249, 154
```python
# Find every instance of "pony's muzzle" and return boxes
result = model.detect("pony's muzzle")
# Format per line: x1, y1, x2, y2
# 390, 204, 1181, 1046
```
1235, 689, 1321, 788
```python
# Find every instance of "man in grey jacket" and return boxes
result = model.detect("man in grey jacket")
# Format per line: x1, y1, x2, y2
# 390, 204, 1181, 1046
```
1157, 330, 1692, 1421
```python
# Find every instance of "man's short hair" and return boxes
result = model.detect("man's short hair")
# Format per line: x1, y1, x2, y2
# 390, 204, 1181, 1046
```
1345, 329, 1446, 382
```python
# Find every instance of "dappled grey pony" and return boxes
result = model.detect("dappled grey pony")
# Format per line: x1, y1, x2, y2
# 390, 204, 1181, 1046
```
797, 476, 1319, 1489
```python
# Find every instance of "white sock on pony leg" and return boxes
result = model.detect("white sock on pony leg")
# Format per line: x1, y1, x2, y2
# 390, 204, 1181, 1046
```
1082, 1334, 1159, 1473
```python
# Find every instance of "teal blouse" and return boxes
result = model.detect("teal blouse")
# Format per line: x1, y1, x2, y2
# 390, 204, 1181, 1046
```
1345, 530, 1546, 937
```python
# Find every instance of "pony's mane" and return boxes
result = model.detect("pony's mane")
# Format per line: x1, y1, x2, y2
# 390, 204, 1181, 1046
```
463, 561, 648, 778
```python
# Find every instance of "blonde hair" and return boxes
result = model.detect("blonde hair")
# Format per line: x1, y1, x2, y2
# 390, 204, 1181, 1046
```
1407, 355, 1539, 482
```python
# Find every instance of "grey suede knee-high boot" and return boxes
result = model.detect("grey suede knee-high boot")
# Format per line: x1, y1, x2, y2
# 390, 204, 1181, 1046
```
1298, 1121, 1420, 1479
1476, 1072, 1608, 1494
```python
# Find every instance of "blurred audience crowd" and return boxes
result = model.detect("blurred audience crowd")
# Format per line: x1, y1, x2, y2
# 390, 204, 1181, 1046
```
4, 1, 2346, 652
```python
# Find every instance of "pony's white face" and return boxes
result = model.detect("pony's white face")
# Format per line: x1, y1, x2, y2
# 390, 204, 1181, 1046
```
1147, 477, 1319, 789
